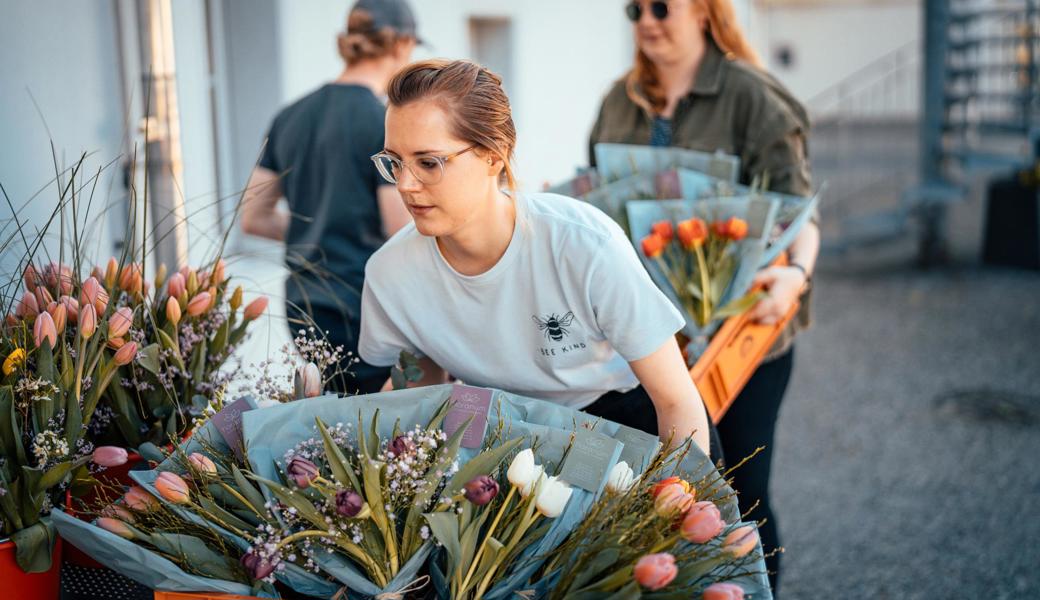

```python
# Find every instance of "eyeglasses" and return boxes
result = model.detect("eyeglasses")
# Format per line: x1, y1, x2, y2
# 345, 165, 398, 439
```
626, 1, 670, 22
371, 145, 476, 185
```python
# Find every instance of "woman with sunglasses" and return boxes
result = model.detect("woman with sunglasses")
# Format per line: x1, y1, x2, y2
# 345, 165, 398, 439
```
359, 59, 718, 458
590, 0, 820, 593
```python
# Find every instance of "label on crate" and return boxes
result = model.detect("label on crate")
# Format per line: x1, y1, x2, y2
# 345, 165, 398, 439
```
444, 384, 493, 449
210, 397, 255, 460
560, 428, 623, 492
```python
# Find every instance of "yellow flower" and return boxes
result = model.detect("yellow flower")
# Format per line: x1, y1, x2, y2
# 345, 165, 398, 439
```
3, 348, 26, 375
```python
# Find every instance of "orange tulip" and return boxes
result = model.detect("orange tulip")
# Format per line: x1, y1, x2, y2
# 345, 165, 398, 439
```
713, 217, 748, 241
48, 303, 67, 335
650, 221, 674, 243
108, 307, 133, 338
155, 471, 190, 504
104, 257, 119, 289
166, 272, 186, 299
34, 286, 54, 309
677, 218, 709, 249
119, 263, 143, 294
113, 341, 138, 366
212, 258, 226, 285
652, 477, 690, 498
243, 296, 268, 320
22, 264, 39, 292
166, 296, 181, 325
641, 234, 667, 259
207, 286, 218, 311
96, 517, 135, 539
79, 304, 98, 340
16, 291, 39, 318
59, 296, 79, 324
186, 292, 211, 317
80, 276, 109, 315
654, 485, 695, 518
722, 525, 759, 558
123, 485, 158, 512
188, 453, 217, 476
702, 582, 745, 600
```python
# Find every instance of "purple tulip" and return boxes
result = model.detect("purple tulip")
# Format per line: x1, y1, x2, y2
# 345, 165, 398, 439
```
463, 475, 500, 506
388, 435, 416, 458
335, 489, 364, 518
286, 456, 319, 488
241, 549, 276, 580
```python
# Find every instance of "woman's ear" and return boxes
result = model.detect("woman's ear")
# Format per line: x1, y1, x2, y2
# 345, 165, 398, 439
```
485, 153, 504, 178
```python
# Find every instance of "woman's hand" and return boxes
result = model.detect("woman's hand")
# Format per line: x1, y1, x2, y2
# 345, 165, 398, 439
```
747, 266, 807, 326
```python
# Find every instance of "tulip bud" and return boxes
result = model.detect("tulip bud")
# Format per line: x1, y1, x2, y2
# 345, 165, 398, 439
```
677, 218, 709, 249
23, 264, 39, 292
286, 456, 319, 488
243, 296, 268, 320
703, 582, 745, 600
33, 311, 58, 349
165, 296, 181, 325
100, 504, 136, 523
104, 257, 119, 289
197, 270, 210, 289
207, 286, 218, 311
212, 258, 226, 285
186, 292, 211, 317
650, 221, 674, 243
4, 314, 17, 327
155, 471, 191, 504
59, 296, 79, 324
119, 263, 143, 293
508, 449, 543, 497
680, 501, 725, 544
188, 452, 217, 476
605, 461, 635, 494
96, 517, 135, 540
654, 484, 695, 519
113, 341, 138, 366
16, 291, 39, 318
79, 303, 98, 340
48, 303, 67, 335
722, 525, 759, 558
641, 234, 667, 259
296, 362, 322, 398
92, 446, 129, 468
334, 488, 365, 517
124, 486, 159, 512
652, 477, 691, 498
229, 286, 243, 310
534, 476, 573, 518
633, 553, 678, 591
166, 272, 186, 299
241, 550, 276, 580
154, 264, 167, 290
463, 475, 500, 506
108, 306, 133, 338
80, 276, 109, 315
388, 435, 416, 458
186, 270, 199, 296
35, 286, 54, 309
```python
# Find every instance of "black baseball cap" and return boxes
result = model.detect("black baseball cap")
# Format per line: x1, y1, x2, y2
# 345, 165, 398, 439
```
349, 0, 422, 43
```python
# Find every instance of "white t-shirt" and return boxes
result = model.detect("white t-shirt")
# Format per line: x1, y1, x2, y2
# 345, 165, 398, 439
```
358, 192, 685, 410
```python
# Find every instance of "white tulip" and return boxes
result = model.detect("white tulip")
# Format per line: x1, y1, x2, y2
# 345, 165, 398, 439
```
519, 466, 546, 498
507, 449, 537, 489
534, 476, 573, 518
605, 461, 635, 493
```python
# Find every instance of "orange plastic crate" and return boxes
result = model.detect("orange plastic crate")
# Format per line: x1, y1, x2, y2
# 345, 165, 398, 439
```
689, 256, 799, 424
153, 592, 267, 600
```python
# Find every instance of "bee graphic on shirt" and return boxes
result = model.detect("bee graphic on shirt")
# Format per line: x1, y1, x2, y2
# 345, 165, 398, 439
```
533, 311, 575, 341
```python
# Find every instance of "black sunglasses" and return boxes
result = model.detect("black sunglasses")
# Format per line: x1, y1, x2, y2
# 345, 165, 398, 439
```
626, 1, 669, 22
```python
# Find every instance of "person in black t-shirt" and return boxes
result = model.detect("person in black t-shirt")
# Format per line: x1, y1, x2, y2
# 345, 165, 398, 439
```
241, 0, 419, 394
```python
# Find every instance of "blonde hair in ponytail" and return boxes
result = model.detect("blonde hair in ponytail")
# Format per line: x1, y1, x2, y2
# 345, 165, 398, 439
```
626, 0, 762, 114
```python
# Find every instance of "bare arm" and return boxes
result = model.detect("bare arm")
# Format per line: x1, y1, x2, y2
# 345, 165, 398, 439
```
240, 167, 289, 241
377, 184, 412, 237
379, 356, 449, 392
628, 338, 711, 456
748, 221, 819, 324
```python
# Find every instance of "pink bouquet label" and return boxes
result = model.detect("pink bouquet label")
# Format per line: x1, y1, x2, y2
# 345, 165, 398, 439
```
445, 385, 493, 449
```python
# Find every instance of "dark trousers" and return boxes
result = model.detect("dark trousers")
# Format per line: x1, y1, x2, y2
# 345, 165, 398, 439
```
717, 348, 794, 596
286, 304, 390, 396
582, 385, 725, 469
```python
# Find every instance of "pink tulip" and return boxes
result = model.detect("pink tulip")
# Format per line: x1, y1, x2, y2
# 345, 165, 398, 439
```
79, 303, 98, 340
59, 296, 79, 324
243, 296, 268, 320
100, 504, 136, 523
119, 263, 143, 294
155, 471, 191, 504
113, 341, 138, 366
212, 259, 226, 285
44, 263, 73, 295
16, 291, 39, 318
34, 286, 54, 309
33, 311, 57, 349
188, 453, 217, 476
297, 362, 322, 398
166, 272, 186, 298
96, 517, 135, 539
722, 525, 759, 558
680, 501, 725, 544
165, 296, 181, 325
186, 292, 211, 317
80, 276, 109, 315
107, 337, 125, 350
107, 307, 133, 338
48, 303, 67, 335
92, 446, 129, 467
124, 486, 159, 512
703, 582, 745, 600
633, 553, 677, 591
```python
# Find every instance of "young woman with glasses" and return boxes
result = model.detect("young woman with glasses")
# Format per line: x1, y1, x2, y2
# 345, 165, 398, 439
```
589, 1, 822, 594
360, 59, 721, 459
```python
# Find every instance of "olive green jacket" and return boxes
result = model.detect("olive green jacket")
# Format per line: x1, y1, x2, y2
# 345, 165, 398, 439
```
589, 41, 814, 360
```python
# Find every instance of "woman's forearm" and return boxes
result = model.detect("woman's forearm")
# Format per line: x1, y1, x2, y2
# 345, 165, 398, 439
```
629, 339, 712, 456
